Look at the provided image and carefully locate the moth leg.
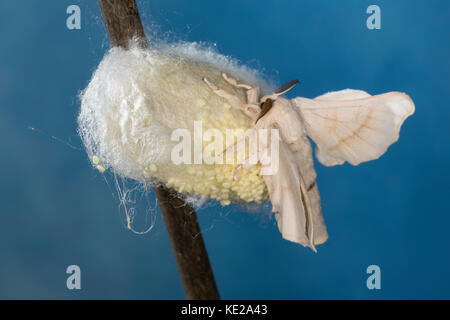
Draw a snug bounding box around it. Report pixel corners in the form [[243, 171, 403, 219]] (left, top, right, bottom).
[[235, 139, 268, 176], [221, 136, 248, 164], [221, 73, 252, 90], [233, 159, 259, 181], [220, 133, 259, 180], [233, 153, 260, 181], [233, 164, 243, 181], [222, 73, 261, 105], [203, 77, 244, 107], [203, 77, 260, 119]]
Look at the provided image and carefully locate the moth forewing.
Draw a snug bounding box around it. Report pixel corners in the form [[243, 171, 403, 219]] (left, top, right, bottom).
[[264, 139, 315, 250], [257, 98, 328, 250]]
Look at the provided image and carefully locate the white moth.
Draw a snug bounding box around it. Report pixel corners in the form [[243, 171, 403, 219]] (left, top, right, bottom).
[[203, 73, 414, 252]]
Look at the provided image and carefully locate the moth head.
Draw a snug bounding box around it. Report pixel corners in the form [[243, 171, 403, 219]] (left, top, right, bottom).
[[255, 98, 274, 123], [256, 79, 299, 123]]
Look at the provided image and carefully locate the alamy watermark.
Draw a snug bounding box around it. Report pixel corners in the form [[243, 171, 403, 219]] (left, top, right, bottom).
[[366, 5, 381, 30], [366, 265, 381, 290], [66, 265, 81, 290], [66, 5, 81, 30]]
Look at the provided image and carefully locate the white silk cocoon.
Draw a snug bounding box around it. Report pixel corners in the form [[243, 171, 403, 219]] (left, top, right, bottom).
[[78, 42, 271, 205]]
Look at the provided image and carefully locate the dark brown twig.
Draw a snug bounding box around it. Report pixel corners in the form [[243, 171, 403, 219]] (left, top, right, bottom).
[[98, 0, 220, 300]]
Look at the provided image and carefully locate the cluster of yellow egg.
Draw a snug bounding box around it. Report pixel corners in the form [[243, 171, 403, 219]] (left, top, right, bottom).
[[165, 162, 267, 206], [146, 99, 268, 206]]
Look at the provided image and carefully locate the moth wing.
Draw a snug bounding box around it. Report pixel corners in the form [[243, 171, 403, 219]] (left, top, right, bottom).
[[292, 90, 415, 166], [264, 139, 327, 251]]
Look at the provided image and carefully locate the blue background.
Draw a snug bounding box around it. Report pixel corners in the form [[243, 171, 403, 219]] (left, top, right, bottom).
[[0, 0, 449, 299]]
